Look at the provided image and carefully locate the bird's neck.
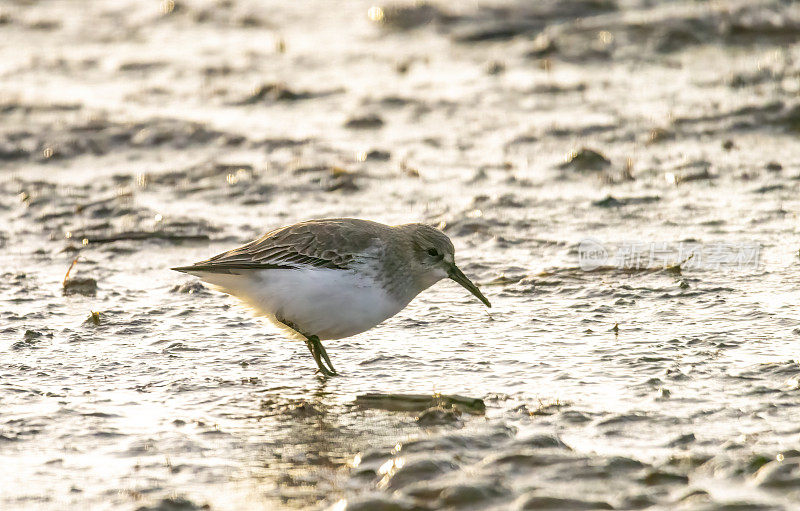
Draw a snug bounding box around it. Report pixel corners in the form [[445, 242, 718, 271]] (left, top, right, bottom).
[[356, 241, 437, 306]]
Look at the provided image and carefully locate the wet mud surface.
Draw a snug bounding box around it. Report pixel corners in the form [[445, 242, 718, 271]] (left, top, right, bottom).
[[2, 0, 800, 510]]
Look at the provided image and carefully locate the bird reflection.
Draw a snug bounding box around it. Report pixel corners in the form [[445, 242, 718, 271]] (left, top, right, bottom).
[[243, 379, 356, 508]]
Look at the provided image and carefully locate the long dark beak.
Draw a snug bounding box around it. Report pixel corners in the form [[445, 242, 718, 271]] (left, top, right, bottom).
[[448, 264, 491, 308]]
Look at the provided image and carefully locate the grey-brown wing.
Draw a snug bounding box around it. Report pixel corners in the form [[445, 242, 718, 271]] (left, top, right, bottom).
[[172, 219, 383, 274]]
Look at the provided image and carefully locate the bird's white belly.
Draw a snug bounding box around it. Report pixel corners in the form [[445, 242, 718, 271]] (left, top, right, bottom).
[[196, 268, 406, 340]]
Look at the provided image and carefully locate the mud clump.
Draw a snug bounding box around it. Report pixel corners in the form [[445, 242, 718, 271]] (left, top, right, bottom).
[[233, 83, 341, 105], [673, 101, 800, 134], [236, 83, 312, 104], [337, 495, 426, 511], [259, 397, 326, 419], [384, 457, 459, 490], [63, 277, 98, 296], [365, 149, 391, 161], [323, 166, 361, 192], [134, 497, 210, 511], [371, 3, 447, 31], [439, 482, 510, 507], [415, 406, 462, 426], [11, 329, 52, 350], [517, 495, 613, 510], [640, 469, 690, 486], [592, 195, 660, 208], [647, 127, 674, 144], [752, 457, 800, 488], [170, 282, 208, 295], [486, 61, 505, 75], [670, 161, 716, 184], [355, 393, 485, 414], [344, 114, 384, 129], [451, 1, 617, 43]]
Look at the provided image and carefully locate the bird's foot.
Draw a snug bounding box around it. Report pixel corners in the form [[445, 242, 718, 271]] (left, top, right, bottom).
[[305, 335, 338, 376]]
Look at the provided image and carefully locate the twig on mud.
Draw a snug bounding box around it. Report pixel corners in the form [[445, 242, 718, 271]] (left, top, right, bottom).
[[63, 256, 79, 287]]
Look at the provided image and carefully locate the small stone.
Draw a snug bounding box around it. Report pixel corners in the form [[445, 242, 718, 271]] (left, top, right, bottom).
[[395, 60, 411, 74], [324, 168, 360, 192], [559, 148, 611, 172], [486, 61, 505, 75], [647, 127, 674, 144], [366, 149, 391, 161]]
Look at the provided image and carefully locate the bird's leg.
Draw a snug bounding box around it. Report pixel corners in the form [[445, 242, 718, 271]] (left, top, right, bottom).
[[312, 336, 337, 375], [303, 337, 328, 375], [304, 335, 337, 376], [278, 315, 337, 376]]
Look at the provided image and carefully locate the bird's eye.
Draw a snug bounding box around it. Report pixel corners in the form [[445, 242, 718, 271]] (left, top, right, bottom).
[[427, 248, 439, 257]]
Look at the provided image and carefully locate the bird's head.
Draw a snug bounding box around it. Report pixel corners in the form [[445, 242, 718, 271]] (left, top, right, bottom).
[[404, 224, 491, 308]]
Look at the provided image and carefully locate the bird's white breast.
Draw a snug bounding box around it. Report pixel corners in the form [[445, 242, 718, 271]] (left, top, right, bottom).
[[194, 267, 408, 340]]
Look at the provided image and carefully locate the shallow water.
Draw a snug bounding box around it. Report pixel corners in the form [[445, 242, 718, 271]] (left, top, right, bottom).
[[2, 0, 800, 510]]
